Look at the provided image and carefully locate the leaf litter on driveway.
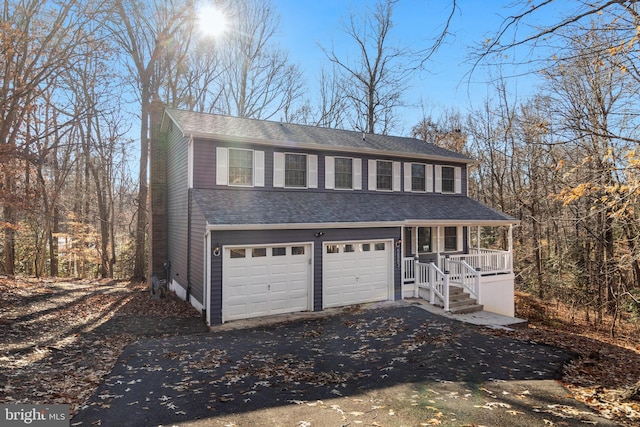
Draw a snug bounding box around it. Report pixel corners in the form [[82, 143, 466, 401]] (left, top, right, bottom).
[[72, 305, 618, 426]]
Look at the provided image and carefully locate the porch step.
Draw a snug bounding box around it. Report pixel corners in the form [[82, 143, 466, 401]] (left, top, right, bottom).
[[448, 286, 483, 314]]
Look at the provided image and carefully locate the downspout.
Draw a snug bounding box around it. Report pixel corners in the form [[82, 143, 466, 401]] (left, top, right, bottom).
[[185, 134, 194, 302]]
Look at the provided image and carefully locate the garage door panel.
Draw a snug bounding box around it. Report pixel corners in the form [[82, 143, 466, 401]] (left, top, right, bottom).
[[223, 244, 311, 322], [323, 240, 392, 309]]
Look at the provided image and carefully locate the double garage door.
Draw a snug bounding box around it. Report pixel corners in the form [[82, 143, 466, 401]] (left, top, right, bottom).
[[222, 240, 392, 322]]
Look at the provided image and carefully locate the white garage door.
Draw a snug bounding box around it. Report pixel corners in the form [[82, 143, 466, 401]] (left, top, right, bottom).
[[323, 240, 392, 308], [223, 244, 311, 322]]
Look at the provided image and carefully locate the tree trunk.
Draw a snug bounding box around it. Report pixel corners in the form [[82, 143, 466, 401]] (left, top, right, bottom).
[[132, 85, 151, 281]]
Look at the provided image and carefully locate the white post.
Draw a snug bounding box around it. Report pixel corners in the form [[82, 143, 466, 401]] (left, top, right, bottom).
[[508, 224, 514, 272], [475, 267, 481, 304], [414, 255, 419, 298], [443, 270, 450, 311]]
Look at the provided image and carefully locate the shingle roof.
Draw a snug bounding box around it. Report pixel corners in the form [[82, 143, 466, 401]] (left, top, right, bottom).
[[165, 109, 472, 162], [193, 189, 516, 229]]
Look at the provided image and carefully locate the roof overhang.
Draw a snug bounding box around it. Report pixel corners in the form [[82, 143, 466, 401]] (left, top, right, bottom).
[[206, 219, 518, 232]]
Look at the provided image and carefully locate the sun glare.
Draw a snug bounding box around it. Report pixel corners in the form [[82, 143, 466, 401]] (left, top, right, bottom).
[[197, 5, 228, 38]]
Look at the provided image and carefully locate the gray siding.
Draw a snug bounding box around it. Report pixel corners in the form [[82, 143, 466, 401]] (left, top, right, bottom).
[[166, 127, 189, 293], [208, 227, 402, 324], [192, 139, 469, 195], [189, 194, 206, 304]]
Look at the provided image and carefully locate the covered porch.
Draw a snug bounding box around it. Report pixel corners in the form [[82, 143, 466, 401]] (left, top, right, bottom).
[[401, 223, 516, 317]]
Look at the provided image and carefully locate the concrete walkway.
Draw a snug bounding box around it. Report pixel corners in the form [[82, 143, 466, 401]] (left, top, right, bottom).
[[405, 297, 529, 329]]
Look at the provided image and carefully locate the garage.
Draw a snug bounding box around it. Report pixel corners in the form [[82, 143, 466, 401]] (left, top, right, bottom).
[[223, 243, 312, 322], [323, 240, 393, 308]]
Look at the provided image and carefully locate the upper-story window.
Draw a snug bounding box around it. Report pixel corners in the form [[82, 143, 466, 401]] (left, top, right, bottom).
[[216, 147, 264, 187], [325, 156, 361, 190], [228, 148, 253, 186], [274, 152, 318, 189], [441, 166, 455, 193], [435, 165, 461, 194], [404, 162, 433, 193], [411, 164, 426, 192], [285, 153, 307, 187], [376, 161, 393, 190], [368, 159, 400, 191], [335, 157, 353, 189]]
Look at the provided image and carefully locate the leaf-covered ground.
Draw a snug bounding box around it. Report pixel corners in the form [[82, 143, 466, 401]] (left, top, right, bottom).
[[0, 278, 639, 425]]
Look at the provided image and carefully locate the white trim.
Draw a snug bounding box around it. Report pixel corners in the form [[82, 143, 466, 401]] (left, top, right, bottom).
[[216, 147, 228, 186], [393, 161, 401, 191], [404, 163, 412, 192], [204, 231, 212, 325], [206, 219, 517, 232], [434, 165, 442, 193], [254, 150, 265, 187], [455, 166, 462, 194], [273, 152, 285, 187], [188, 136, 194, 189], [325, 156, 335, 189], [353, 158, 362, 190], [308, 154, 318, 188]]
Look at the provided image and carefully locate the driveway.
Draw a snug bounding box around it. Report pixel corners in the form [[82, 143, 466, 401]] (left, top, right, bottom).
[[71, 303, 618, 426]]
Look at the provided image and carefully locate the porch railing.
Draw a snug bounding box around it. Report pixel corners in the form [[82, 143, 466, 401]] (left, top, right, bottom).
[[445, 259, 480, 302], [414, 261, 449, 311], [444, 248, 512, 274]]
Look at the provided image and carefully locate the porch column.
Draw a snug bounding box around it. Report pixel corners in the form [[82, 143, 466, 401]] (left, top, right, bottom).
[[508, 224, 514, 271], [476, 226, 481, 252]]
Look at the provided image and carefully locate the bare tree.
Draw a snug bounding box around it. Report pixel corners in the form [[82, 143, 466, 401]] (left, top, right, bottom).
[[102, 0, 195, 280], [321, 0, 408, 134], [218, 0, 304, 120], [0, 0, 92, 275]]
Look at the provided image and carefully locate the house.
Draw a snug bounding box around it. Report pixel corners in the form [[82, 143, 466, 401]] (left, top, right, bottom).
[[149, 102, 518, 325]]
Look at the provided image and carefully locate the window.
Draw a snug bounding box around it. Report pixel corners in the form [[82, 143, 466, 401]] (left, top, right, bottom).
[[230, 249, 246, 258], [418, 227, 432, 252], [444, 227, 458, 251], [292, 246, 305, 255], [228, 149, 253, 186], [326, 245, 340, 254], [272, 247, 287, 256], [411, 164, 426, 192], [376, 161, 393, 190], [442, 166, 455, 193], [285, 153, 307, 187], [375, 243, 386, 251], [252, 248, 266, 257], [344, 244, 355, 253], [335, 157, 353, 189], [361, 243, 371, 252]]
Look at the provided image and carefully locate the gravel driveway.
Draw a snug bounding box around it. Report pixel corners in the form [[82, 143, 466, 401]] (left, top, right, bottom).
[[71, 303, 618, 426]]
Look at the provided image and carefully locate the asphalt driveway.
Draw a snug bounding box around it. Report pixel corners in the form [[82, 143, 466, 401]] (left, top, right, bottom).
[[72, 303, 618, 426]]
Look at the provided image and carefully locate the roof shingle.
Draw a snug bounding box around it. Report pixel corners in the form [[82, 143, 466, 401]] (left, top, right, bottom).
[[165, 109, 472, 162], [193, 189, 516, 229]]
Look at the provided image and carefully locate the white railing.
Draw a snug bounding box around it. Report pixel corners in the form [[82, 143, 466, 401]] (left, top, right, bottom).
[[414, 261, 449, 311], [445, 259, 480, 302], [447, 249, 512, 274], [403, 257, 415, 283]]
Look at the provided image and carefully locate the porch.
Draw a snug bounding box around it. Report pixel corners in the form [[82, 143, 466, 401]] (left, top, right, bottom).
[[401, 224, 516, 317]]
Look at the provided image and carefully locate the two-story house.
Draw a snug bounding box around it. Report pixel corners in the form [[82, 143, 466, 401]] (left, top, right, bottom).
[[149, 103, 517, 325]]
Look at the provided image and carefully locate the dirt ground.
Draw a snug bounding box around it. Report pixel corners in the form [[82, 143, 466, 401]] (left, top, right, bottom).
[[1, 277, 640, 426]]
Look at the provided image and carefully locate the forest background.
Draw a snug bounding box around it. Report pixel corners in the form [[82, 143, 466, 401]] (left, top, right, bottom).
[[2, 0, 640, 334]]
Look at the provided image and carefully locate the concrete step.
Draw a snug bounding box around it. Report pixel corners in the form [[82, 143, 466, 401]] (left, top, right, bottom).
[[449, 297, 478, 308], [449, 303, 484, 314]]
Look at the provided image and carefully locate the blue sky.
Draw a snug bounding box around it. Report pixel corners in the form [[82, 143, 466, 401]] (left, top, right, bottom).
[[270, 0, 555, 134]]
